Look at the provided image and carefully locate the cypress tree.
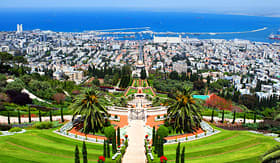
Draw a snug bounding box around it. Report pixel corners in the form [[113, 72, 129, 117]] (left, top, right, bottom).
[[221, 110, 225, 123], [28, 106, 31, 123], [61, 107, 64, 122], [112, 131, 116, 154], [181, 146, 185, 163], [82, 141, 87, 163], [49, 110, 53, 122], [106, 140, 110, 158], [243, 112, 246, 124], [39, 110, 42, 122], [152, 126, 155, 146], [176, 142, 181, 163], [117, 127, 120, 146], [17, 109, 21, 124], [160, 138, 164, 157], [211, 109, 214, 122], [75, 145, 80, 163], [103, 140, 107, 158], [254, 112, 257, 123], [232, 111, 236, 124], [154, 133, 158, 154], [7, 110, 10, 124]]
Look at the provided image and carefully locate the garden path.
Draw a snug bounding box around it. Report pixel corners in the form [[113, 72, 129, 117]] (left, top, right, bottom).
[[0, 115, 72, 123], [122, 120, 146, 163]]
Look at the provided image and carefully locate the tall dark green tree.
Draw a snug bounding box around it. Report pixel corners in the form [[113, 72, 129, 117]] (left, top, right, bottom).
[[169, 71, 179, 80], [112, 130, 117, 154], [232, 111, 236, 124], [17, 109, 21, 124], [39, 110, 42, 122], [49, 110, 53, 122], [103, 140, 107, 158], [140, 69, 147, 79], [243, 112, 246, 124], [7, 111, 10, 124], [176, 142, 181, 163], [61, 107, 64, 122], [154, 133, 158, 154], [75, 145, 80, 163], [152, 126, 155, 146], [28, 106, 31, 123], [221, 110, 225, 123], [106, 140, 110, 158], [82, 141, 87, 163], [181, 146, 185, 163], [211, 109, 215, 123], [117, 127, 121, 146]]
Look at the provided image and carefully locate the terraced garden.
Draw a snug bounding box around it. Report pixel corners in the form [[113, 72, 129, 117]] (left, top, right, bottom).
[[152, 127, 280, 163], [143, 88, 154, 96], [0, 128, 115, 163], [126, 88, 137, 96]]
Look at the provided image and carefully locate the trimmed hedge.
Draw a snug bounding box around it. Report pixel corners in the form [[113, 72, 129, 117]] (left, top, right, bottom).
[[9, 127, 22, 132]]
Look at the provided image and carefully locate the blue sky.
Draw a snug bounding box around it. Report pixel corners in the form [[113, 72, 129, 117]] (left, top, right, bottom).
[[0, 0, 278, 9], [0, 0, 279, 16]]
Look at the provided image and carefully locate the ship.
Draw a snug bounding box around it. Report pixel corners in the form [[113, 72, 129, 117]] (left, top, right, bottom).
[[269, 29, 280, 40]]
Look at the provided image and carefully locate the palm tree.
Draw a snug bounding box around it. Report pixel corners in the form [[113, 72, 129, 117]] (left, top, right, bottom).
[[167, 86, 203, 133], [70, 88, 109, 134]]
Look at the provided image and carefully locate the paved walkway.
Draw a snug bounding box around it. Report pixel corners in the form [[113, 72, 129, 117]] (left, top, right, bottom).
[[123, 120, 146, 163], [0, 115, 72, 123]]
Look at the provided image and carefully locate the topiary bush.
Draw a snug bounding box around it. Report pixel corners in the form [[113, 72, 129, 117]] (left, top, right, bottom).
[[33, 121, 53, 129], [0, 124, 12, 131], [9, 127, 22, 132], [157, 125, 169, 138], [104, 126, 115, 140]]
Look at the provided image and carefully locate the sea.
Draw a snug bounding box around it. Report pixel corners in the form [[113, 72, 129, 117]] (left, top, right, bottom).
[[1, 8, 280, 43]]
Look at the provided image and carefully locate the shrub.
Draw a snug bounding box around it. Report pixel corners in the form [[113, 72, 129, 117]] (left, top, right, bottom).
[[33, 121, 53, 129], [9, 127, 22, 132], [157, 115, 160, 119], [0, 124, 12, 131], [114, 115, 118, 119], [0, 131, 3, 135], [157, 125, 169, 138], [104, 126, 115, 139]]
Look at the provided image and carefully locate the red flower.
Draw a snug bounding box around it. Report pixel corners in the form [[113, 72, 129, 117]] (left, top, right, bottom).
[[121, 138, 124, 141], [145, 135, 149, 138], [160, 156, 168, 163], [118, 145, 121, 148], [125, 135, 128, 138], [147, 139, 149, 142], [98, 156, 105, 162]]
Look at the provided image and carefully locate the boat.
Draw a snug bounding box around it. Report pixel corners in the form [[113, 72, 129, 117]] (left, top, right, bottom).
[[269, 29, 280, 40]]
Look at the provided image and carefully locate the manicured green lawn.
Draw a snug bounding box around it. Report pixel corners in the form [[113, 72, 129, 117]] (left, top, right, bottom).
[[151, 127, 280, 163], [126, 88, 137, 96], [0, 128, 115, 163], [143, 88, 154, 96]]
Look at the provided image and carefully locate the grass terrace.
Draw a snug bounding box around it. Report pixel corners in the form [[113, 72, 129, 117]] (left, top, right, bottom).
[[0, 128, 116, 162], [143, 88, 154, 96], [150, 127, 280, 163], [126, 88, 138, 96]]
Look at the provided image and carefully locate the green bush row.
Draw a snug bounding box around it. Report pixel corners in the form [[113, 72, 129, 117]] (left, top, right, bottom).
[[8, 127, 22, 132], [33, 121, 62, 129]]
